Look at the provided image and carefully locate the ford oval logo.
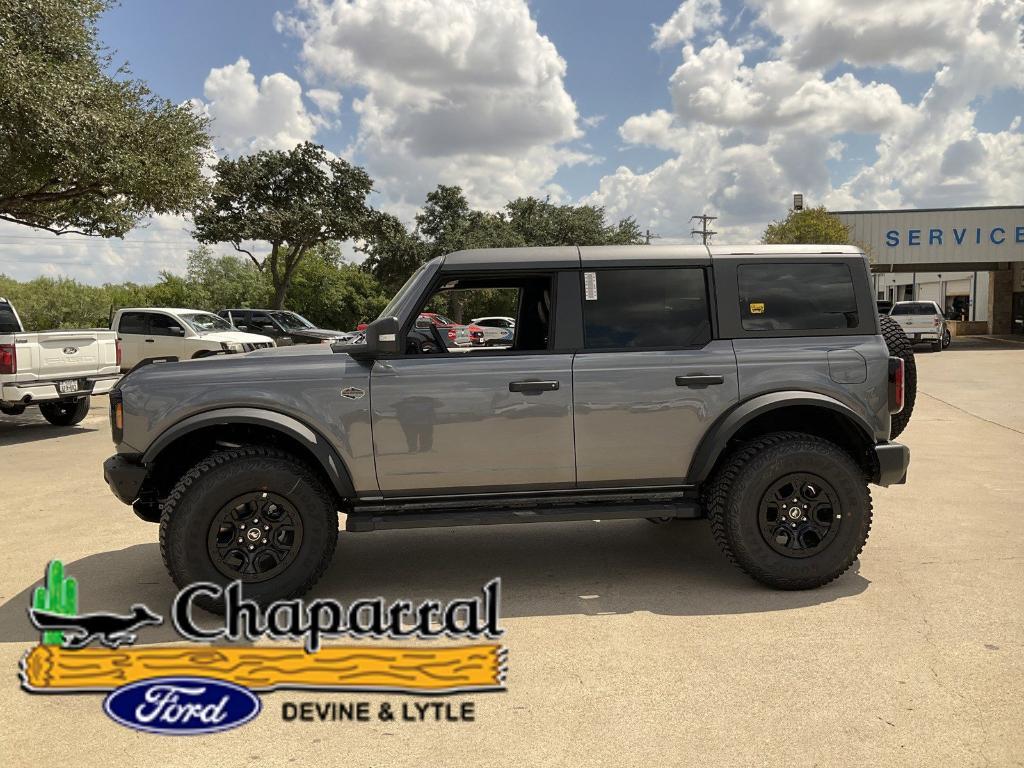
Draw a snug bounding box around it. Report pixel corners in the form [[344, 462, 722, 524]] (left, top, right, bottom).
[[103, 676, 261, 735], [62, 346, 78, 355]]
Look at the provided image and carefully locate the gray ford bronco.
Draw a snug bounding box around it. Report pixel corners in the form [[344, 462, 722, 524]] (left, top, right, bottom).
[[103, 245, 910, 609]]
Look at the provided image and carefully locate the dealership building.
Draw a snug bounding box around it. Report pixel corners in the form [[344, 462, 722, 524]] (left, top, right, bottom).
[[830, 205, 1024, 334]]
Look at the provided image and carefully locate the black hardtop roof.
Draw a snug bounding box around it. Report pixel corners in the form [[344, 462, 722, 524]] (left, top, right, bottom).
[[440, 244, 865, 270]]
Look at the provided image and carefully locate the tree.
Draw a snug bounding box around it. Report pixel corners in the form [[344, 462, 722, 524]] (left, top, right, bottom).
[[0, 0, 210, 236], [193, 142, 374, 308], [762, 206, 852, 245], [359, 212, 431, 294], [504, 197, 643, 246]]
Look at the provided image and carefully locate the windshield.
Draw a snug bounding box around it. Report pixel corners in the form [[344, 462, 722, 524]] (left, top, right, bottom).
[[377, 262, 430, 321], [180, 312, 234, 333], [270, 311, 314, 331]]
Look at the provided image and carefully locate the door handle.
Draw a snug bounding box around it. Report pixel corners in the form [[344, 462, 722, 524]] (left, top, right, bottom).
[[675, 374, 724, 388], [144, 339, 155, 343], [509, 380, 559, 393]]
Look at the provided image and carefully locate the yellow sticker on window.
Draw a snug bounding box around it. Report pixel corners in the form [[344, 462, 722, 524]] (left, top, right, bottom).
[[749, 302, 765, 314]]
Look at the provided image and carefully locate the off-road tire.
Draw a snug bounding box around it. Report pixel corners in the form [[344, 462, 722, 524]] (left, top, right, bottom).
[[705, 432, 872, 590], [39, 397, 90, 426], [159, 446, 339, 613], [879, 314, 916, 439]]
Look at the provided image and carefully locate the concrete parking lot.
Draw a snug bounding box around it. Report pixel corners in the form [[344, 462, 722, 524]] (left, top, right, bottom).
[[1, 338, 1022, 767]]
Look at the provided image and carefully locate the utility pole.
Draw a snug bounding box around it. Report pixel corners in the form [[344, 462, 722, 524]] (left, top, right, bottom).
[[690, 214, 718, 245], [643, 228, 661, 245]]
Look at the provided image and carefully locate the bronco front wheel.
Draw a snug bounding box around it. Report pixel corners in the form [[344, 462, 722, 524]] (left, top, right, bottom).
[[159, 446, 339, 612]]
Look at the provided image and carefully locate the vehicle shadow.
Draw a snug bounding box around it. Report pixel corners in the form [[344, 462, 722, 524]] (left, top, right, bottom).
[[0, 420, 99, 448], [0, 520, 868, 647]]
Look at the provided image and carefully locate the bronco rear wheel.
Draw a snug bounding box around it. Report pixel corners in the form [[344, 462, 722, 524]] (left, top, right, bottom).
[[159, 446, 339, 612], [705, 432, 872, 590]]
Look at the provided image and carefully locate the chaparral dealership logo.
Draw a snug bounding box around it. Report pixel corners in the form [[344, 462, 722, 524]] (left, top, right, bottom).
[[20, 561, 506, 735]]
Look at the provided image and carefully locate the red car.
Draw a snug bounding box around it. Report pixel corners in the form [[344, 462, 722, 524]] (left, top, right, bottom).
[[416, 313, 483, 345]]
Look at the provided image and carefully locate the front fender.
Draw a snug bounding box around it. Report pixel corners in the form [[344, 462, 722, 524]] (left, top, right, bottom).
[[686, 391, 876, 483], [142, 407, 356, 499]]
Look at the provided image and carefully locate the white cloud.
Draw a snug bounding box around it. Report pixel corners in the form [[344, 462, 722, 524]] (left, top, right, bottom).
[[190, 57, 327, 156], [278, 0, 588, 211], [652, 0, 724, 49], [590, 0, 1024, 240], [307, 87, 342, 114]]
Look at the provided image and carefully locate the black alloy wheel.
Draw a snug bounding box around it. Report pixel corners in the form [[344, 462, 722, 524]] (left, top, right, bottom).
[[758, 473, 840, 558], [207, 491, 304, 582]]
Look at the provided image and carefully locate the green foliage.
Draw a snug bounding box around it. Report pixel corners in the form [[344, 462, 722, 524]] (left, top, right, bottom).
[[33, 560, 78, 645], [0, 245, 387, 332], [360, 185, 644, 321], [194, 142, 375, 309], [0, 0, 210, 236], [762, 206, 853, 245]]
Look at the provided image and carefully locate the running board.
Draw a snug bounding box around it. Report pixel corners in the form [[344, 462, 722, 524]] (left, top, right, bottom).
[[345, 500, 702, 532]]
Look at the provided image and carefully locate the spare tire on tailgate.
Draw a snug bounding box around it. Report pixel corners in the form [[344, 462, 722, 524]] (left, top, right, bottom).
[[879, 314, 916, 439]]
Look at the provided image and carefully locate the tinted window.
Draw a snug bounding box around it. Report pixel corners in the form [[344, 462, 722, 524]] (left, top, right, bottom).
[[583, 268, 711, 349], [148, 313, 185, 337], [738, 263, 858, 331], [117, 312, 149, 334], [0, 303, 19, 333], [890, 302, 938, 316]]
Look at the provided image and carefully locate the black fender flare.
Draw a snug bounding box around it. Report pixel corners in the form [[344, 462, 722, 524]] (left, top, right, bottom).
[[687, 392, 876, 483], [142, 407, 355, 499]]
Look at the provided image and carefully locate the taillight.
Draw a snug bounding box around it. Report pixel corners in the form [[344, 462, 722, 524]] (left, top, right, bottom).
[[0, 343, 16, 374], [109, 392, 124, 442], [115, 338, 122, 368], [888, 357, 905, 414], [447, 330, 456, 340]]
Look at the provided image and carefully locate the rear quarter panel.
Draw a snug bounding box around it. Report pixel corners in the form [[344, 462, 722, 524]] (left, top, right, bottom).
[[732, 335, 891, 441]]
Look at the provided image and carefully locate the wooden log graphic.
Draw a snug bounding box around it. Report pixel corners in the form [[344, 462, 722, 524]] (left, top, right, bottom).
[[21, 644, 506, 694]]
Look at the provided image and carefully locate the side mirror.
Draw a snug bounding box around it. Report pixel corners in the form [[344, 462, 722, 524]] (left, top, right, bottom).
[[335, 316, 401, 360], [170, 326, 185, 336]]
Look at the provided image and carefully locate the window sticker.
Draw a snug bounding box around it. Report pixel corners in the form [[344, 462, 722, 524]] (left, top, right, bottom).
[[749, 302, 765, 314], [584, 272, 598, 301]]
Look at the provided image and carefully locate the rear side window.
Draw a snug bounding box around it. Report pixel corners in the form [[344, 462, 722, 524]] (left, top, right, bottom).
[[890, 302, 937, 315], [738, 263, 858, 331], [582, 268, 711, 349], [117, 312, 149, 334]]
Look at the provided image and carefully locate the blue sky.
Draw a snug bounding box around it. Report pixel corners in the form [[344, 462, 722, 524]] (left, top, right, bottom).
[[1, 0, 1021, 283]]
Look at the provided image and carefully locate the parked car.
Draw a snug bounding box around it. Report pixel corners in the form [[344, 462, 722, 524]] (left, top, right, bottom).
[[415, 312, 483, 347], [217, 309, 356, 345], [112, 308, 275, 372], [888, 301, 950, 351], [470, 316, 515, 346], [104, 244, 910, 609], [0, 297, 120, 425]]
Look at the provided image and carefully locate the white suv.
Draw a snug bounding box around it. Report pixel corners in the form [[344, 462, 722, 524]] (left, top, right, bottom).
[[112, 308, 275, 371]]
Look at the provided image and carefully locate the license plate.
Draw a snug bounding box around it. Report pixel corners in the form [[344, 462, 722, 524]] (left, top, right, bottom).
[[58, 379, 81, 394]]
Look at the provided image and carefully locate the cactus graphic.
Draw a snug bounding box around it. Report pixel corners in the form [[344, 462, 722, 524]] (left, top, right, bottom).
[[32, 560, 77, 645]]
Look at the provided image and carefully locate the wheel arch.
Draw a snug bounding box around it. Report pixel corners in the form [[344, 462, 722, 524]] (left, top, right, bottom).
[[688, 392, 877, 484], [141, 408, 356, 502]]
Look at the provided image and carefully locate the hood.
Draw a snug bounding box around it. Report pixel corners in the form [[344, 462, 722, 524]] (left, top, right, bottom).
[[198, 330, 275, 344], [291, 327, 350, 340]]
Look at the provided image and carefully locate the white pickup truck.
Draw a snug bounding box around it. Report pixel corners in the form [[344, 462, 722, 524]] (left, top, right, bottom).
[[0, 297, 120, 425], [888, 300, 951, 352]]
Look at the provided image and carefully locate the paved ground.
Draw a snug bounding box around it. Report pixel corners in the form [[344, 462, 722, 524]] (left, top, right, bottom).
[[1, 338, 1022, 767]]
